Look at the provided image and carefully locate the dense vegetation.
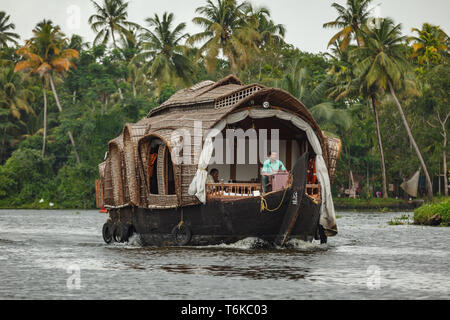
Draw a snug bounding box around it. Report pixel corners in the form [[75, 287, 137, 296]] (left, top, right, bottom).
[[0, 0, 448, 209], [414, 197, 450, 226]]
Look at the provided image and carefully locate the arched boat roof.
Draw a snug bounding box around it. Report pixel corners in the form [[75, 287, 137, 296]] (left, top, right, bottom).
[[144, 74, 328, 164]]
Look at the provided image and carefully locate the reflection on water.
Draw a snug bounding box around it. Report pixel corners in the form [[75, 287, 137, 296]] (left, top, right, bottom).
[[0, 209, 449, 299], [160, 264, 310, 280]]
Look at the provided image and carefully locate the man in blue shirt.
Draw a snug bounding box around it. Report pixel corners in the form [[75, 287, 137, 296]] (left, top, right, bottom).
[[261, 151, 287, 193]]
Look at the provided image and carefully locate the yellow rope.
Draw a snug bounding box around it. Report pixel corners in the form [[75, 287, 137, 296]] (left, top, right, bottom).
[[177, 209, 184, 229], [260, 188, 288, 213]]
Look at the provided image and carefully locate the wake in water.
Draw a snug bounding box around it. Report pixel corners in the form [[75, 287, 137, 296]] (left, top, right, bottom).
[[108, 233, 329, 252], [108, 233, 144, 249], [205, 237, 329, 252]]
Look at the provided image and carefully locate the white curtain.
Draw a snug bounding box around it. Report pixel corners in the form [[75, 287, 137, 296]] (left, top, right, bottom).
[[188, 108, 337, 233]]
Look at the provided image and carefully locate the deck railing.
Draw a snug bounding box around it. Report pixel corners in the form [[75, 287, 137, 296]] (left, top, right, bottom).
[[306, 184, 321, 201], [206, 182, 321, 202], [206, 183, 262, 200]]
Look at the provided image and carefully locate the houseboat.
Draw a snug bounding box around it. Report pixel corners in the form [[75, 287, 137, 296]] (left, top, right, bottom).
[[96, 75, 341, 247]]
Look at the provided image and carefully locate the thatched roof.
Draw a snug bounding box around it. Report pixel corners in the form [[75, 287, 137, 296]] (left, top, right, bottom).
[[148, 75, 248, 116], [144, 74, 328, 162]]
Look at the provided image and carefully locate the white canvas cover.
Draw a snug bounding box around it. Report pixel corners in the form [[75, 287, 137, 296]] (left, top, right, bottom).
[[188, 108, 337, 234]]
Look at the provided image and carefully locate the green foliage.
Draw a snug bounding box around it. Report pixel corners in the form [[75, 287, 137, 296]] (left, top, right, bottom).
[[387, 214, 412, 225], [0, 148, 55, 206], [56, 163, 97, 209], [414, 197, 450, 225], [334, 197, 417, 211]]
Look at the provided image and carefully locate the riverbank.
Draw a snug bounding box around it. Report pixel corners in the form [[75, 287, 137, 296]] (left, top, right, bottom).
[[414, 197, 450, 226], [333, 197, 423, 212], [0, 199, 86, 210]]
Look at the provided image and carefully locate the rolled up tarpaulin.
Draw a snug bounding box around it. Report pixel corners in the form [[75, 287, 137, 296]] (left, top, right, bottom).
[[400, 170, 420, 198]]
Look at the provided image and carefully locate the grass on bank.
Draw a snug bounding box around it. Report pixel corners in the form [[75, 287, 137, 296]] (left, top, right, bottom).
[[388, 214, 413, 225], [414, 197, 450, 226], [333, 197, 421, 211]]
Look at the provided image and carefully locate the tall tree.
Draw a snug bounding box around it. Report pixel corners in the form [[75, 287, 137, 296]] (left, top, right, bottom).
[[189, 0, 259, 74], [323, 0, 373, 50], [244, 4, 285, 81], [409, 23, 449, 71], [134, 12, 194, 92], [14, 20, 80, 163], [328, 41, 389, 198], [419, 65, 450, 196], [88, 0, 139, 49], [283, 62, 352, 131], [0, 66, 35, 120], [351, 18, 434, 200], [0, 11, 20, 48], [0, 66, 35, 162]]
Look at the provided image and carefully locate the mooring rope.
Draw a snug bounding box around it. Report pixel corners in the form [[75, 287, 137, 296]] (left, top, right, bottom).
[[260, 188, 288, 213], [177, 209, 184, 229]]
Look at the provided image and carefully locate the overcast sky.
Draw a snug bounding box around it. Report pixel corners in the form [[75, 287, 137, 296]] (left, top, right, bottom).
[[2, 0, 450, 53]]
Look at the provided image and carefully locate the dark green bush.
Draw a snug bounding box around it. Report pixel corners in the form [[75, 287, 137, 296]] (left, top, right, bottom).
[[414, 198, 450, 226]]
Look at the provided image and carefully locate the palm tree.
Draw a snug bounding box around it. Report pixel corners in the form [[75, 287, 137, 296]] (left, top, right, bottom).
[[283, 62, 352, 130], [326, 41, 390, 197], [351, 18, 433, 200], [189, 0, 259, 74], [323, 0, 373, 50], [88, 0, 140, 49], [0, 11, 20, 48], [119, 25, 141, 62], [66, 34, 90, 52], [0, 66, 35, 120], [327, 41, 389, 198], [251, 8, 285, 50], [0, 66, 35, 161], [14, 20, 80, 162], [243, 4, 285, 80], [327, 42, 358, 98], [133, 12, 194, 92], [409, 23, 449, 70], [364, 90, 389, 198]]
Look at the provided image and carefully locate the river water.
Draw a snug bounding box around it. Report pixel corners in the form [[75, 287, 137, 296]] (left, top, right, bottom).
[[0, 209, 448, 300]]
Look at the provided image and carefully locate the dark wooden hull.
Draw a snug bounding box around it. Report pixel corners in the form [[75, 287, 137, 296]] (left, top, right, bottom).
[[105, 189, 322, 246]]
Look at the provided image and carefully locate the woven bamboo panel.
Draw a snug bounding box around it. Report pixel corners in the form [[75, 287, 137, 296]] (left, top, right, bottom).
[[98, 161, 106, 180], [103, 159, 114, 206], [214, 85, 262, 109], [157, 144, 168, 195], [108, 137, 125, 206], [95, 179, 103, 208], [325, 136, 342, 184], [147, 194, 179, 208], [123, 122, 149, 205], [149, 75, 243, 115]]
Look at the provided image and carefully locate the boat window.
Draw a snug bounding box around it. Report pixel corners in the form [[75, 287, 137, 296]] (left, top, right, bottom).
[[148, 142, 176, 196]]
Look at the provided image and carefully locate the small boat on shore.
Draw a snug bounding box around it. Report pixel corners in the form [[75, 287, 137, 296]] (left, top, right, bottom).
[[96, 75, 341, 246]]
